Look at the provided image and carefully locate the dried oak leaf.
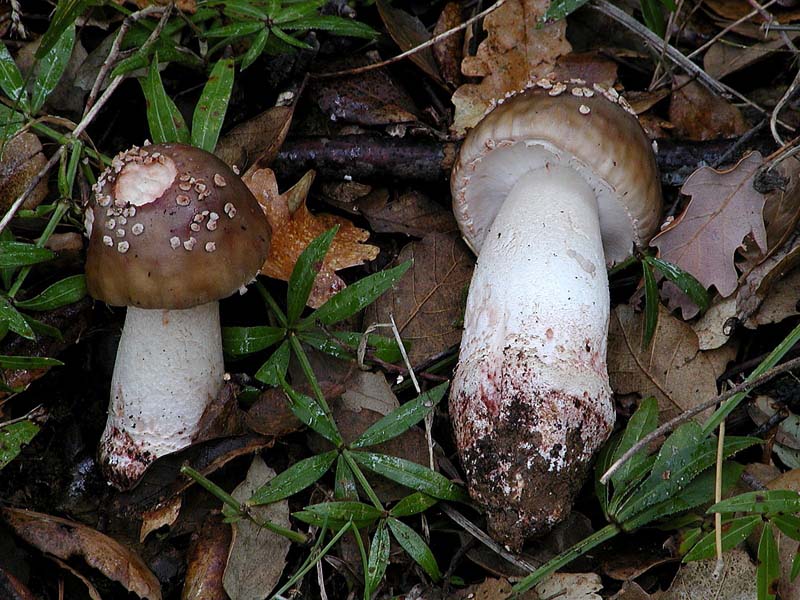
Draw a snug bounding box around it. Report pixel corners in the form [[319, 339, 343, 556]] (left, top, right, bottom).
[[451, 0, 571, 136], [365, 231, 473, 365], [244, 168, 380, 308], [223, 456, 290, 600], [650, 152, 768, 298], [1, 507, 161, 600], [608, 304, 734, 423], [668, 76, 748, 141]]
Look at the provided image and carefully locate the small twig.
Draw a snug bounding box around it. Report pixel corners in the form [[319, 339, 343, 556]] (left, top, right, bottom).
[[440, 503, 538, 573], [686, 0, 780, 61], [600, 354, 800, 485], [311, 0, 507, 79], [592, 0, 794, 131]]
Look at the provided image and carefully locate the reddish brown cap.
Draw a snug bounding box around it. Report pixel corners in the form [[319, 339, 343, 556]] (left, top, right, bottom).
[[85, 143, 271, 309], [452, 82, 662, 265]]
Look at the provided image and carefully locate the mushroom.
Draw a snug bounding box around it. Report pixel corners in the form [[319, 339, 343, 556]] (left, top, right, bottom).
[[84, 143, 271, 489], [449, 82, 662, 549]]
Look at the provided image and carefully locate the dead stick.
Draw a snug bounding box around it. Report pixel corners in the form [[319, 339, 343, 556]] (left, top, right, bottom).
[[600, 354, 800, 485]]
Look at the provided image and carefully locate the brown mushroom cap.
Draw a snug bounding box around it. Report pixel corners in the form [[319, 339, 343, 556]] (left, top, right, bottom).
[[451, 82, 662, 264], [85, 143, 271, 309]]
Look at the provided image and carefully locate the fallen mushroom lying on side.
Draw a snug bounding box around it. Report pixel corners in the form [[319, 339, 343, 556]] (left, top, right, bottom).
[[449, 81, 662, 549], [84, 142, 271, 489]]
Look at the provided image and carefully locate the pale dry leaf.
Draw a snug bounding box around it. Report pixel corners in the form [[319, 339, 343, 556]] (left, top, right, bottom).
[[215, 105, 294, 175], [663, 549, 756, 600], [244, 168, 380, 308], [746, 266, 800, 327], [0, 132, 48, 212], [364, 231, 473, 365], [376, 0, 444, 85], [139, 494, 182, 542], [668, 75, 748, 141], [182, 514, 231, 600], [535, 572, 603, 600], [223, 456, 290, 600], [608, 304, 729, 422], [611, 581, 654, 600], [691, 295, 737, 350], [650, 152, 768, 297], [451, 0, 571, 136], [448, 577, 536, 599], [1, 507, 162, 600]]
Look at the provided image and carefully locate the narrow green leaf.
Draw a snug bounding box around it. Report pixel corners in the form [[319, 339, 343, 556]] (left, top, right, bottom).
[[241, 28, 270, 70], [222, 325, 285, 356], [203, 21, 265, 38], [0, 104, 25, 140], [0, 421, 39, 470], [270, 26, 313, 50], [293, 501, 382, 528], [0, 42, 29, 109], [140, 56, 190, 144], [683, 515, 761, 562], [709, 489, 800, 515], [0, 242, 54, 268], [273, 0, 325, 23], [390, 493, 438, 518], [0, 355, 62, 369], [791, 550, 800, 582], [254, 340, 290, 387], [642, 262, 659, 349], [772, 514, 800, 541], [611, 396, 659, 490], [287, 227, 338, 324], [594, 434, 619, 519], [36, 0, 92, 59], [282, 381, 342, 445], [298, 330, 403, 363], [0, 296, 34, 339], [25, 317, 62, 341], [349, 451, 468, 502], [281, 15, 378, 38], [352, 382, 449, 448], [248, 450, 336, 505], [646, 256, 710, 313], [366, 522, 391, 598], [14, 275, 86, 311], [206, 0, 269, 19], [640, 0, 665, 37], [758, 524, 780, 600], [191, 58, 234, 152], [541, 0, 592, 23], [387, 517, 441, 581], [302, 261, 412, 328], [334, 454, 358, 501], [31, 25, 76, 113]]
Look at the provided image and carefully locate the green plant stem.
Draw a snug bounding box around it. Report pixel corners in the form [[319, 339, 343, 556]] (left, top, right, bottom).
[[256, 281, 288, 328], [511, 523, 621, 595], [180, 466, 307, 544], [270, 521, 352, 599], [8, 201, 69, 299], [289, 332, 334, 419], [343, 449, 384, 511], [30, 122, 110, 165], [350, 519, 371, 600], [702, 319, 800, 435]]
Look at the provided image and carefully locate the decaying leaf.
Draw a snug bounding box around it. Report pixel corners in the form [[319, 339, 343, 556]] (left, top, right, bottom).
[[0, 568, 36, 600], [535, 572, 603, 599], [608, 304, 735, 422], [215, 105, 295, 175], [358, 189, 459, 237], [704, 35, 800, 80], [663, 549, 756, 600], [746, 266, 800, 327], [182, 514, 231, 600], [1, 507, 162, 600], [551, 52, 618, 88], [0, 132, 49, 212], [49, 556, 103, 600], [376, 0, 444, 85], [651, 152, 768, 298], [451, 0, 571, 135], [245, 168, 380, 308], [668, 76, 748, 141], [365, 232, 473, 365], [139, 495, 182, 542], [223, 456, 290, 600], [432, 2, 463, 88]]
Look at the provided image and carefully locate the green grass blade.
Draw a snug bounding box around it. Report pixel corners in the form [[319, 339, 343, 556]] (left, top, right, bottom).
[[191, 57, 234, 152]]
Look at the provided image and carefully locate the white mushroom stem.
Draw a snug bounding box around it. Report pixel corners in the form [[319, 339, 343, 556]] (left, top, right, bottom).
[[450, 165, 615, 544], [99, 302, 224, 488]]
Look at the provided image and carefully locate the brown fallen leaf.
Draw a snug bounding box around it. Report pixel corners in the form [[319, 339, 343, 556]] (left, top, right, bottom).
[[1, 507, 162, 600], [182, 513, 231, 600], [651, 152, 768, 298], [0, 132, 49, 212], [668, 76, 748, 141], [663, 549, 756, 600], [358, 189, 459, 237], [49, 556, 103, 600], [365, 231, 473, 365], [245, 168, 380, 308], [746, 264, 800, 326], [215, 105, 294, 175], [704, 34, 800, 80], [451, 0, 571, 135], [376, 0, 445, 85], [608, 304, 735, 422], [0, 568, 36, 600], [551, 52, 618, 88], [139, 494, 182, 543], [432, 2, 463, 88], [703, 0, 800, 22], [223, 456, 290, 600], [611, 581, 654, 600]]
